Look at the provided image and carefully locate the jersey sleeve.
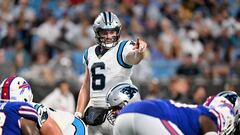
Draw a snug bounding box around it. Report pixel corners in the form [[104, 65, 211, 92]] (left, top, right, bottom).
[[18, 103, 38, 123], [203, 96, 215, 106], [31, 103, 49, 128], [117, 40, 134, 68], [83, 49, 89, 66]]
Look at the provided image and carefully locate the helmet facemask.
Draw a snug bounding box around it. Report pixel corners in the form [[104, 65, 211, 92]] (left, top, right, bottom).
[[216, 91, 240, 135], [205, 96, 236, 135], [219, 108, 235, 135], [95, 28, 120, 49], [107, 101, 127, 125]]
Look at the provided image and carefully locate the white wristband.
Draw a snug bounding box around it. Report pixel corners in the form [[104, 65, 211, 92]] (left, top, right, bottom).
[[204, 131, 218, 135], [75, 112, 83, 119]]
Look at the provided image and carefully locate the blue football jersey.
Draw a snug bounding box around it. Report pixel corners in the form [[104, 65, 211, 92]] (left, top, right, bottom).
[[119, 99, 218, 135], [0, 102, 38, 135]]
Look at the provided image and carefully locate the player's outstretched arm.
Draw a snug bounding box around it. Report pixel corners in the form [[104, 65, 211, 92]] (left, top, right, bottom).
[[76, 67, 90, 118], [20, 118, 40, 135], [125, 38, 147, 65], [40, 116, 63, 135], [199, 115, 218, 135]]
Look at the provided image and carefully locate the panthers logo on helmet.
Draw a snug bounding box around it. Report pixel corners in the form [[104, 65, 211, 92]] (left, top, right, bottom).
[[120, 86, 138, 99]]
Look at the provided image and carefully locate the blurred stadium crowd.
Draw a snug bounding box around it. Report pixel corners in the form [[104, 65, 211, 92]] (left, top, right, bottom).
[[0, 0, 240, 107]]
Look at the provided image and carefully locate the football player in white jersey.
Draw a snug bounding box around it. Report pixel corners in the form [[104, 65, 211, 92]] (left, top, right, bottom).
[[32, 102, 87, 135], [75, 11, 147, 134], [0, 76, 87, 135]]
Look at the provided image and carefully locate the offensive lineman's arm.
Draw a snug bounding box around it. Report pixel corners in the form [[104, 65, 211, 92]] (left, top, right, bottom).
[[40, 116, 63, 135], [125, 38, 147, 65], [76, 67, 90, 117], [199, 115, 218, 135], [20, 118, 40, 135]]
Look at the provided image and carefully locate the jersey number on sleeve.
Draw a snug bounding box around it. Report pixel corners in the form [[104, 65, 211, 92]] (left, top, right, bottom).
[[91, 62, 106, 90], [0, 112, 6, 134]]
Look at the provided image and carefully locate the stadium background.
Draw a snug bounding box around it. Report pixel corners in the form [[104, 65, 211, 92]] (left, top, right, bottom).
[[0, 0, 240, 107]]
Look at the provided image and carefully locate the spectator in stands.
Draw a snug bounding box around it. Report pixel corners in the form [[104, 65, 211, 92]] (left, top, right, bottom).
[[41, 80, 75, 113], [157, 18, 181, 59], [177, 53, 200, 77], [0, 1, 14, 23], [211, 47, 230, 83], [164, 76, 190, 103], [48, 48, 77, 81], [231, 53, 240, 78], [12, 40, 30, 73], [0, 49, 14, 80], [224, 83, 237, 92], [35, 13, 60, 58], [181, 29, 203, 63], [191, 85, 207, 104], [145, 79, 163, 100], [196, 53, 211, 79], [230, 23, 240, 49], [20, 51, 54, 85], [66, 15, 94, 50], [0, 22, 16, 49]]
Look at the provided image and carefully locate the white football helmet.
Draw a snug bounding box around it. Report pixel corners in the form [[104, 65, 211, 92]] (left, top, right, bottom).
[[93, 11, 121, 49], [0, 76, 33, 102], [216, 91, 240, 115], [106, 83, 141, 124], [205, 96, 235, 135], [106, 83, 141, 107]]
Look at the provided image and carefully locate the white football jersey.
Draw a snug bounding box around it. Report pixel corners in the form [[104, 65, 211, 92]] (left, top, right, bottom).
[[84, 40, 135, 107], [31, 102, 87, 135]]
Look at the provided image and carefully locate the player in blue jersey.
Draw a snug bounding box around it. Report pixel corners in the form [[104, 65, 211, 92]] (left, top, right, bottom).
[[0, 76, 87, 135], [0, 101, 40, 135], [105, 84, 236, 135], [0, 76, 62, 135]]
